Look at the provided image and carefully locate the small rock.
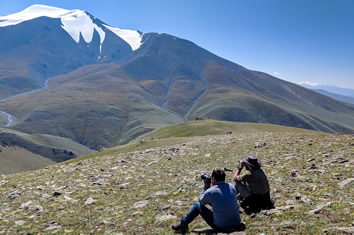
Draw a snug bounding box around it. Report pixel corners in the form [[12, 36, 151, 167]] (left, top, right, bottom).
[[338, 178, 354, 189], [290, 169, 298, 177], [156, 214, 177, 222], [285, 155, 297, 160], [8, 191, 21, 199], [85, 197, 96, 206], [120, 183, 129, 189], [259, 205, 297, 216], [156, 204, 170, 211], [15, 220, 25, 226], [309, 164, 317, 170], [204, 153, 211, 158], [20, 201, 33, 209], [43, 225, 62, 231], [150, 191, 168, 198], [308, 202, 332, 214], [134, 200, 149, 209], [255, 142, 267, 148], [323, 227, 354, 233], [64, 195, 75, 202], [53, 192, 62, 197], [307, 158, 315, 162]]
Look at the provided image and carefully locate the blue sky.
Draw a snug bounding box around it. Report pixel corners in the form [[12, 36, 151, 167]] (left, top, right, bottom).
[[1, 0, 353, 89]]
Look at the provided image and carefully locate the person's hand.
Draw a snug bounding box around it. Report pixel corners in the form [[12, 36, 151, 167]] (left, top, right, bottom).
[[240, 160, 245, 168], [232, 173, 238, 182], [204, 179, 211, 188]]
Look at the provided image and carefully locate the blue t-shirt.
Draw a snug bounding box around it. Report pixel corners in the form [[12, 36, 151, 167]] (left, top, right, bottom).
[[199, 181, 241, 228]]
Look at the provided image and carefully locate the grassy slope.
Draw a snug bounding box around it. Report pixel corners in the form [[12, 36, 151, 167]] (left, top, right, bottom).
[[1, 121, 352, 234], [0, 128, 95, 157], [0, 146, 55, 175], [0, 65, 183, 150]]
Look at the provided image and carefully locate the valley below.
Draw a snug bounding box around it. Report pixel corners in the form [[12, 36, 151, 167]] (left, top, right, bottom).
[[0, 120, 353, 234]]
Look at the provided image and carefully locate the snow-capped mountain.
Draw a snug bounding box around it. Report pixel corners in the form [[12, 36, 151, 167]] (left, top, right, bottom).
[[0, 4, 143, 52], [1, 4, 354, 153], [0, 5, 150, 97]]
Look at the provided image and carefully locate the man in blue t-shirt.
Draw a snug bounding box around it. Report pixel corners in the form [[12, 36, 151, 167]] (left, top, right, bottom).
[[172, 169, 244, 233]]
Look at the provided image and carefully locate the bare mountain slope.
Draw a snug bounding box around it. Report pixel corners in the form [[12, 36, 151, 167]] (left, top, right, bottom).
[[0, 6, 353, 152], [1, 33, 353, 151]]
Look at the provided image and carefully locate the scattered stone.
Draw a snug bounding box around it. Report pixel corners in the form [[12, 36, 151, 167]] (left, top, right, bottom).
[[20, 201, 33, 209], [53, 192, 62, 197], [259, 205, 297, 216], [285, 155, 298, 160], [338, 178, 354, 189], [155, 214, 176, 222], [309, 164, 317, 170], [156, 204, 170, 211], [36, 186, 44, 190], [120, 183, 129, 189], [85, 197, 96, 206], [150, 191, 168, 198], [290, 169, 298, 177], [204, 153, 211, 158], [255, 142, 267, 148], [133, 200, 149, 209], [64, 195, 75, 202], [226, 131, 232, 134], [307, 158, 315, 162], [308, 202, 332, 214], [323, 227, 354, 234], [8, 191, 21, 199], [15, 220, 25, 226], [43, 225, 62, 231]]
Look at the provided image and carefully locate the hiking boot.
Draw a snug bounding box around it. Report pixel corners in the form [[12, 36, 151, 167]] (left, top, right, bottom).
[[171, 219, 188, 233]]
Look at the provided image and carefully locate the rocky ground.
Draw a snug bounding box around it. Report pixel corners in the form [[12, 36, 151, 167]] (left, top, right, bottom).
[[0, 131, 353, 234]]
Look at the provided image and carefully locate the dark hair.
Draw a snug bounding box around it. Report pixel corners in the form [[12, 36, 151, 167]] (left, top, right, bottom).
[[212, 168, 226, 182]]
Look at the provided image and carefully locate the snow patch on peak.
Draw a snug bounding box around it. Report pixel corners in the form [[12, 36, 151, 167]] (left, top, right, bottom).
[[0, 4, 105, 50], [104, 24, 143, 51], [0, 4, 81, 27]]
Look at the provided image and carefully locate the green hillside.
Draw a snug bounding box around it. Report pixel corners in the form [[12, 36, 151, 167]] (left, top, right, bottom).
[[1, 33, 354, 152], [0, 128, 95, 174], [139, 119, 318, 140], [0, 146, 55, 175], [1, 121, 352, 234]]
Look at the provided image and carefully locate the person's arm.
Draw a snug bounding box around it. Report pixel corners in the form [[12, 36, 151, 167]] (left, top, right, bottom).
[[199, 180, 211, 205], [232, 160, 244, 181]]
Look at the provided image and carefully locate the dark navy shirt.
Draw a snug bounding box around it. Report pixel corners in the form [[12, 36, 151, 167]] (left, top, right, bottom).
[[199, 181, 241, 228]]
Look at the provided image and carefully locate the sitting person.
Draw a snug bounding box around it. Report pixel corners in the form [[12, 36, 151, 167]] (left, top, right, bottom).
[[232, 156, 274, 214], [172, 169, 244, 233]]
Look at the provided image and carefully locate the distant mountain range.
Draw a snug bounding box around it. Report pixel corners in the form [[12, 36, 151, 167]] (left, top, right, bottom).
[[0, 4, 353, 154], [299, 82, 354, 104]]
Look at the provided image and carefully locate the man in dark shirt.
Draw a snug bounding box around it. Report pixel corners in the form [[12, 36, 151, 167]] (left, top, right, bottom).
[[172, 169, 244, 233], [233, 156, 274, 214]]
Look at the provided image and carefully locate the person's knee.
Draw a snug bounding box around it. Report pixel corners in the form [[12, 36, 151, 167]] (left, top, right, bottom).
[[194, 202, 201, 210]]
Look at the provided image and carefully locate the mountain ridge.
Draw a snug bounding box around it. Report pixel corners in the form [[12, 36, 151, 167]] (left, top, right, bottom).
[[0, 5, 353, 153]]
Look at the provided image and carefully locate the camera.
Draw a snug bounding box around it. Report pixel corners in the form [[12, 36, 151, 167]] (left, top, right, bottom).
[[200, 173, 211, 184]]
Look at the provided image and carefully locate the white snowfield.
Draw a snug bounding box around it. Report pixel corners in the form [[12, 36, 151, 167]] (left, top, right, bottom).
[[0, 4, 143, 51]]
